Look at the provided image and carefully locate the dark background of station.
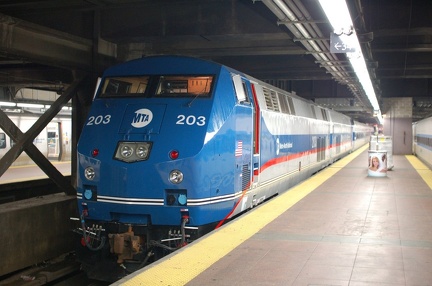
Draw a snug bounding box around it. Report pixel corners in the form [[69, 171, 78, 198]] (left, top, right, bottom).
[[0, 0, 431, 125]]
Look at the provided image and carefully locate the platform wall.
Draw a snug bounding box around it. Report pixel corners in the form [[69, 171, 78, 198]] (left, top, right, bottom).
[[0, 194, 79, 276]]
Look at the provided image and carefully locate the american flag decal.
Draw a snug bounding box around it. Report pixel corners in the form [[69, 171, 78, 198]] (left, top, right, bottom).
[[235, 140, 243, 157]]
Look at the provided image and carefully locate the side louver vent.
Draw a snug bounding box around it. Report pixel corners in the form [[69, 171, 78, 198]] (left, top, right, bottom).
[[263, 87, 280, 112], [242, 164, 250, 191]]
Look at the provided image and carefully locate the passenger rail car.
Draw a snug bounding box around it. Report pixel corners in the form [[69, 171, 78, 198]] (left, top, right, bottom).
[[353, 120, 372, 151], [0, 113, 71, 166], [74, 55, 371, 281], [413, 116, 432, 169]]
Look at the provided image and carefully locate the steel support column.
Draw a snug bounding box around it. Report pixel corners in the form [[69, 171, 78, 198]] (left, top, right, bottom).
[[0, 77, 86, 195]]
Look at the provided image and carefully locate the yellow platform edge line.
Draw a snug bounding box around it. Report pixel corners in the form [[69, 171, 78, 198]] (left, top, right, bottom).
[[405, 155, 432, 190], [114, 145, 368, 286]]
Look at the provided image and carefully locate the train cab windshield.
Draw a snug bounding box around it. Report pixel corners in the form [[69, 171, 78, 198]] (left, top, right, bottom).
[[99, 75, 214, 98]]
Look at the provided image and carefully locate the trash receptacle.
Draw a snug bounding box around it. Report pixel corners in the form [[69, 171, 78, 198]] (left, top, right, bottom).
[[368, 150, 388, 177], [369, 136, 393, 170]]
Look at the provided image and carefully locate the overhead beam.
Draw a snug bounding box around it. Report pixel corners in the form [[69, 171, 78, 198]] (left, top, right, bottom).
[[118, 33, 306, 59], [0, 64, 74, 88], [0, 13, 116, 72]]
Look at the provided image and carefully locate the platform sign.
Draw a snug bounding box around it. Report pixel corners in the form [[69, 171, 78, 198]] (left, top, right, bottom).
[[330, 32, 356, 53]]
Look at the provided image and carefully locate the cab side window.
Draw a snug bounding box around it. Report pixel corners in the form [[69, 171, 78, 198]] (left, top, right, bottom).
[[0, 133, 6, 148], [232, 74, 250, 104]]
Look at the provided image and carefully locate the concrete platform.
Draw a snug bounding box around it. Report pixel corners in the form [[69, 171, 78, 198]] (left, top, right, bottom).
[[114, 145, 432, 285]]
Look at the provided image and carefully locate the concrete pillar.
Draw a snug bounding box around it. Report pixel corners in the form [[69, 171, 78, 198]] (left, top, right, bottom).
[[382, 97, 412, 155]]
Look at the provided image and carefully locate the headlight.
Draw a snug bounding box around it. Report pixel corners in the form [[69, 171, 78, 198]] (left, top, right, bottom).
[[120, 145, 133, 158], [169, 170, 184, 184], [136, 144, 149, 158], [84, 167, 95, 180], [114, 142, 152, 162]]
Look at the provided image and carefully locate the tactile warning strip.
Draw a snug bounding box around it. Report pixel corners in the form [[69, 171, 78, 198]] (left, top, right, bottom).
[[405, 155, 432, 190]]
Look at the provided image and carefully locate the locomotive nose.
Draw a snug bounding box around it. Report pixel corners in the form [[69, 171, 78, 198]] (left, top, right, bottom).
[[119, 104, 167, 134]]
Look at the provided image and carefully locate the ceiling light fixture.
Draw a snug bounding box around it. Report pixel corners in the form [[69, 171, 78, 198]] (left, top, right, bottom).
[[0, 101, 17, 107], [16, 103, 45, 108], [318, 0, 383, 124]]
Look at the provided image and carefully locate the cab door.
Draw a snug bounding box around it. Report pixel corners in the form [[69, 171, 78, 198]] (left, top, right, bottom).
[[232, 74, 254, 196], [249, 82, 261, 185]]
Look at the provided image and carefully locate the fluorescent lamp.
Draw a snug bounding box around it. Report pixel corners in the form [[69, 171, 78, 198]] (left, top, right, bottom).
[[318, 0, 353, 34], [318, 0, 383, 124], [0, 101, 16, 107], [349, 55, 380, 110], [17, 103, 45, 108]]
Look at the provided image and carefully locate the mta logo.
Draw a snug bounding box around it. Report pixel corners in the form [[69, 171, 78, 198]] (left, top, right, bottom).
[[131, 108, 153, 128]]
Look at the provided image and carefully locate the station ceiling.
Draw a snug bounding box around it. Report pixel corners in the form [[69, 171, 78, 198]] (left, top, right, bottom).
[[0, 0, 431, 124]]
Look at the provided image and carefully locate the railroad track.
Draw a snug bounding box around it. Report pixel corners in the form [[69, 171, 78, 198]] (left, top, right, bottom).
[[0, 254, 109, 286]]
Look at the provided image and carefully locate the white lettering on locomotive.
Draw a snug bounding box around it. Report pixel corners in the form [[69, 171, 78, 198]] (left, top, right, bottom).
[[276, 137, 293, 155]]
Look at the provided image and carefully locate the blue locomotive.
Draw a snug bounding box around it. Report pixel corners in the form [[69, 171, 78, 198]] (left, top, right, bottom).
[[74, 55, 371, 281]]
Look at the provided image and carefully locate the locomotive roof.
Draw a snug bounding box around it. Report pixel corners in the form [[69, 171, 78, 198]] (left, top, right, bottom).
[[102, 55, 342, 118]]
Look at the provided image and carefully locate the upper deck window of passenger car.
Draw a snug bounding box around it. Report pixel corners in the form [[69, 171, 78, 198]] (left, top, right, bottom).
[[155, 75, 213, 97], [100, 76, 150, 97]]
